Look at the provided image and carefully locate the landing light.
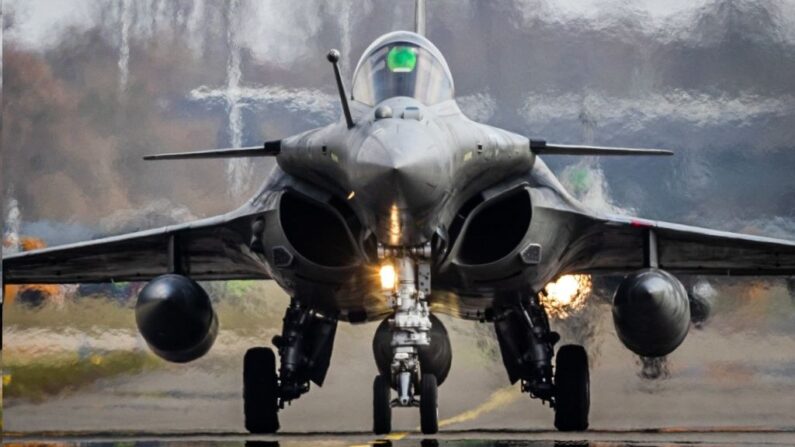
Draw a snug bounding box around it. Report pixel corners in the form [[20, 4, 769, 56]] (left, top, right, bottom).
[[380, 263, 396, 291]]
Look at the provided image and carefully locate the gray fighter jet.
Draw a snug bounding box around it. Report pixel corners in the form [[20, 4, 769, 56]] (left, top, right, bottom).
[[5, 0, 795, 435]]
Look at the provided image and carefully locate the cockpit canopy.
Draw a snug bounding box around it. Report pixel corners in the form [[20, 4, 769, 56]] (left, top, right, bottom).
[[352, 31, 454, 106]]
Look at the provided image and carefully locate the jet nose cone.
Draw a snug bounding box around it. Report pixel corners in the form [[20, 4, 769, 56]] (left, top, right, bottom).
[[354, 132, 446, 211], [350, 125, 451, 245]]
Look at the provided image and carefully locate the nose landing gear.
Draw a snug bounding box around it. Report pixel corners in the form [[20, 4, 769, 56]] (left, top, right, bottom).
[[372, 248, 439, 435]]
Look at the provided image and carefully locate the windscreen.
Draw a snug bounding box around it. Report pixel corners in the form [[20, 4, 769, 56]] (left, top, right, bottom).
[[352, 42, 454, 106]]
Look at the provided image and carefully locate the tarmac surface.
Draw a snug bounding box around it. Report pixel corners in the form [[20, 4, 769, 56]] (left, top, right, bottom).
[[6, 320, 795, 434], [5, 290, 795, 442], [4, 430, 795, 447]]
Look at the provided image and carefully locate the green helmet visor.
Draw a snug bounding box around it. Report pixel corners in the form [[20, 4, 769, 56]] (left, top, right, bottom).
[[387, 46, 418, 73], [352, 40, 454, 105]]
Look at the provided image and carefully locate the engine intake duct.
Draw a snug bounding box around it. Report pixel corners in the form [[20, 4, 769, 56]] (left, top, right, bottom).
[[457, 188, 532, 265], [612, 269, 690, 357], [279, 192, 359, 268], [135, 274, 218, 363]]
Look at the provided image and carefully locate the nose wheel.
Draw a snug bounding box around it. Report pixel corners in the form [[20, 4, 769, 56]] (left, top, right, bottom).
[[373, 374, 392, 434], [419, 373, 439, 434], [371, 373, 439, 435]]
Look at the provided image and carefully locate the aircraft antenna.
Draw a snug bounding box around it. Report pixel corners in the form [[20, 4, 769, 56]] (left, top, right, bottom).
[[415, 0, 426, 36], [327, 49, 355, 129]]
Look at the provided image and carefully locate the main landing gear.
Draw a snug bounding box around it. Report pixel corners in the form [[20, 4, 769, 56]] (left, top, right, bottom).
[[493, 292, 590, 431], [243, 299, 337, 433], [373, 248, 440, 435]]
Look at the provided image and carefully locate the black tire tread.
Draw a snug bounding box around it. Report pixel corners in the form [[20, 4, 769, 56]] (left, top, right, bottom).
[[554, 344, 590, 432], [244, 347, 280, 434], [373, 375, 392, 435], [420, 373, 439, 434]]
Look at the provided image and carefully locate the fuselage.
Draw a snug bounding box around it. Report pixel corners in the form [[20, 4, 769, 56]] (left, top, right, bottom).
[[244, 31, 593, 322]]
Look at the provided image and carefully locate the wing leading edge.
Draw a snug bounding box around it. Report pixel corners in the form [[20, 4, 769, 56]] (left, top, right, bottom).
[[563, 214, 795, 276], [143, 140, 281, 160], [529, 140, 673, 156], [3, 212, 270, 284]]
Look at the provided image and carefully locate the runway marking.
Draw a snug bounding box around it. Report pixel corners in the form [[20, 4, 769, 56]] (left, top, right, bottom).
[[437, 385, 521, 428], [350, 431, 408, 447], [351, 386, 521, 444], [384, 432, 408, 440]]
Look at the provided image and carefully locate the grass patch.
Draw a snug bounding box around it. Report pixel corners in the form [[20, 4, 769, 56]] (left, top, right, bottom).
[[2, 282, 290, 404], [4, 350, 161, 403], [4, 298, 136, 332], [4, 281, 289, 334]]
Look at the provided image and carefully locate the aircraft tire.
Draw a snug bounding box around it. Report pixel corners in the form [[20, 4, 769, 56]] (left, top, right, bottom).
[[420, 373, 439, 434], [244, 347, 280, 433], [553, 344, 590, 431], [373, 374, 392, 434]]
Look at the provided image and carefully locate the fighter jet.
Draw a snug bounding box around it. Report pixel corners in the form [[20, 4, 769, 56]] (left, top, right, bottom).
[[5, 0, 795, 435]]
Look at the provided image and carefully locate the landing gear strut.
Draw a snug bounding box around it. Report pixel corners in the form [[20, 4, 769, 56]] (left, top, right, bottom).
[[493, 292, 589, 431], [372, 246, 439, 435], [243, 299, 337, 433]]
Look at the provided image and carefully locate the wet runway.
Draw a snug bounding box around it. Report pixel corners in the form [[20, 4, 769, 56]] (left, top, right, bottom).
[[5, 291, 795, 443], [4, 430, 795, 447]]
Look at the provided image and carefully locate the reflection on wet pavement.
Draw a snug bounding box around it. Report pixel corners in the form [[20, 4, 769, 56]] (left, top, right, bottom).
[[4, 432, 795, 447]]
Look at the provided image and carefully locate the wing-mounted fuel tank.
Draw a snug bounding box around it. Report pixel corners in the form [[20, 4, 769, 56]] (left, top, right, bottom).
[[612, 268, 690, 357], [136, 274, 218, 363]]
